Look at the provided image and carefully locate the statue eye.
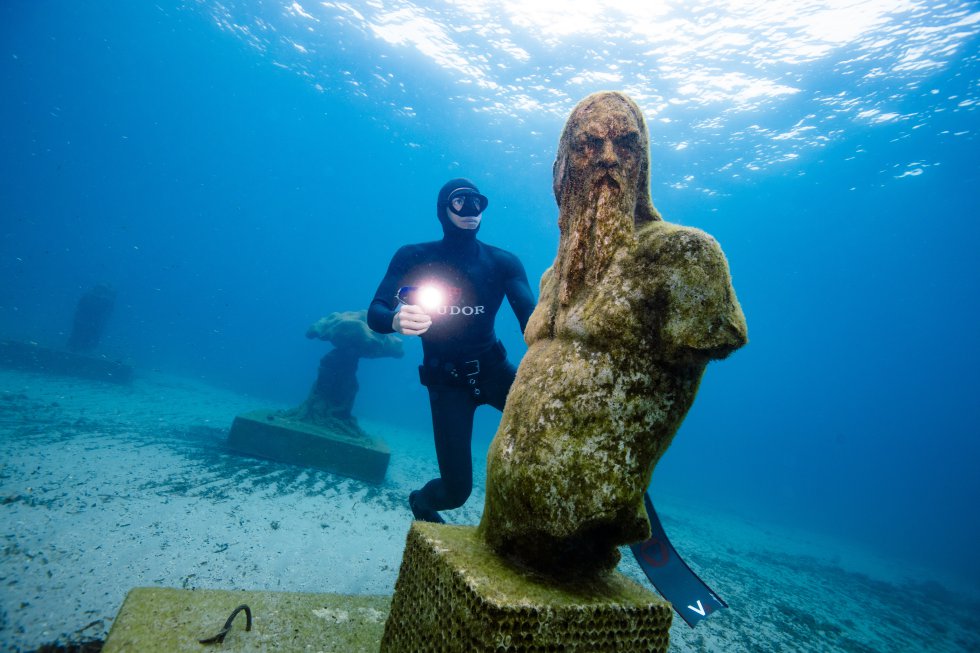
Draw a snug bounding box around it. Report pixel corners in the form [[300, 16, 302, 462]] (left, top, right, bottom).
[[616, 132, 639, 149]]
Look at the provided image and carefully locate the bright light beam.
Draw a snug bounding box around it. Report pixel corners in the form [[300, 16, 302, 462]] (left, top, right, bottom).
[[417, 285, 445, 311]]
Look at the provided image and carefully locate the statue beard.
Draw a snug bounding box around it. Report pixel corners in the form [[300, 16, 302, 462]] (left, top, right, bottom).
[[555, 172, 637, 306]]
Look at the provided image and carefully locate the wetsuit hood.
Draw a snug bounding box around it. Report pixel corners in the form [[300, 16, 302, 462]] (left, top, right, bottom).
[[437, 177, 482, 246]]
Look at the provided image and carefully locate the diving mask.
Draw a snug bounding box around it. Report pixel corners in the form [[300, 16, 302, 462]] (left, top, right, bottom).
[[446, 189, 489, 217]]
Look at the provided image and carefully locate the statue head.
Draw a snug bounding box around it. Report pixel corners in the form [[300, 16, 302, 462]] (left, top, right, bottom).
[[306, 310, 403, 359], [552, 92, 661, 304]]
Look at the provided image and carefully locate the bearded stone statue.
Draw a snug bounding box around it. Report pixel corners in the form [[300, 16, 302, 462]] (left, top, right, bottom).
[[479, 91, 748, 578]]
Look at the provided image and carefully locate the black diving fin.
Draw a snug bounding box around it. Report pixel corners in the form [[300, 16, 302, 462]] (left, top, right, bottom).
[[629, 493, 728, 627]]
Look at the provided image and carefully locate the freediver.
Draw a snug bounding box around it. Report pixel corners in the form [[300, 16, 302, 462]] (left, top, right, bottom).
[[368, 178, 535, 523]]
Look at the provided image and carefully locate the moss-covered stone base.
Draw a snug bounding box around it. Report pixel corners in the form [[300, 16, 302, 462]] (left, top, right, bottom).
[[102, 587, 390, 652], [381, 523, 671, 653], [227, 409, 390, 483]]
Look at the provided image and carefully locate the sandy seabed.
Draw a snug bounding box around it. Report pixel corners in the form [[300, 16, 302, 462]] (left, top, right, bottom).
[[0, 367, 977, 652]]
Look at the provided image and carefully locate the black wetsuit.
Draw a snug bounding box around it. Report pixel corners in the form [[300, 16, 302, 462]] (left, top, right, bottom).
[[368, 221, 534, 519]]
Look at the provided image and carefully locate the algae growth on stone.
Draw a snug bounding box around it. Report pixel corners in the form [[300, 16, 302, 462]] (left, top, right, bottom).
[[381, 523, 671, 653], [480, 91, 748, 578]]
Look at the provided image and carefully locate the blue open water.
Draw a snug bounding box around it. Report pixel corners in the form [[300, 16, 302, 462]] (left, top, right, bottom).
[[2, 0, 979, 633]]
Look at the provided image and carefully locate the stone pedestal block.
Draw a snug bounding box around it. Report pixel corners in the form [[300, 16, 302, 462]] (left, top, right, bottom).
[[0, 339, 132, 384], [103, 587, 390, 652], [381, 523, 671, 653], [227, 409, 389, 484]]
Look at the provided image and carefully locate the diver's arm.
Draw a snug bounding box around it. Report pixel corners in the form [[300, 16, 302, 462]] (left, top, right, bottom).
[[367, 298, 398, 335], [502, 253, 535, 334], [393, 304, 431, 336], [367, 246, 412, 335], [369, 298, 431, 336]]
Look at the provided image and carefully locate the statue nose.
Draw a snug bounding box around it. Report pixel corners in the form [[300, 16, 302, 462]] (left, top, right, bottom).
[[598, 139, 618, 168]]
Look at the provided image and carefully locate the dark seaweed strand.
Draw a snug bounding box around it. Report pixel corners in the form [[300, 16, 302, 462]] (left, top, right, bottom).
[[198, 604, 252, 645]]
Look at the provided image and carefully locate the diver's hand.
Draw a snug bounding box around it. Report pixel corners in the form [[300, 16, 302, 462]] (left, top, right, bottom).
[[393, 304, 431, 336]]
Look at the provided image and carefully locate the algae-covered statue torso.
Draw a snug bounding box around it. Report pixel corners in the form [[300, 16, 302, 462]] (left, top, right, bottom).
[[479, 91, 748, 578]]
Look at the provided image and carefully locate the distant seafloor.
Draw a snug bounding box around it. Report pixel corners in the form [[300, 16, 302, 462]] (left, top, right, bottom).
[[0, 367, 976, 652]]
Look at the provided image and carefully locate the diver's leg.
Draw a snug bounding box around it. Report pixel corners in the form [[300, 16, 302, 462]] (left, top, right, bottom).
[[410, 384, 477, 521]]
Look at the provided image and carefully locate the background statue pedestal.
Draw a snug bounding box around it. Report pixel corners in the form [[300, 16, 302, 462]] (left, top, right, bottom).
[[227, 409, 390, 484], [381, 523, 671, 653], [0, 283, 131, 384], [226, 310, 401, 484], [0, 339, 132, 385]]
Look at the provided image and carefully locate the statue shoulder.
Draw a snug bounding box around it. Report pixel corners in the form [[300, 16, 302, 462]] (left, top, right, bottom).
[[636, 220, 727, 267], [635, 220, 747, 361]]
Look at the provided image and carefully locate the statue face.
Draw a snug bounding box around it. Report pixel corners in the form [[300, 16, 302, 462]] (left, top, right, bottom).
[[551, 94, 648, 306], [566, 102, 643, 197]]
